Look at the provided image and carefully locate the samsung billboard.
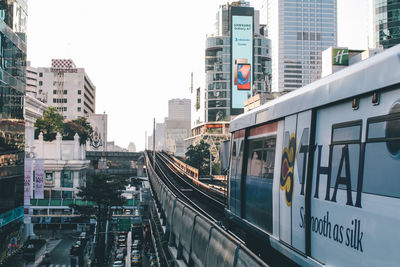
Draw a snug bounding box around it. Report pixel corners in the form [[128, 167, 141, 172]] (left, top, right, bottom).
[[231, 7, 253, 112]]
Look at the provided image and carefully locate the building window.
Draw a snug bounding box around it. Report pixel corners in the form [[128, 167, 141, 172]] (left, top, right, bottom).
[[78, 107, 81, 112], [53, 90, 56, 94], [61, 170, 73, 188], [39, 81, 43, 86], [45, 172, 54, 186], [53, 99, 56, 103], [77, 98, 81, 103], [39, 72, 43, 77], [78, 90, 81, 95]]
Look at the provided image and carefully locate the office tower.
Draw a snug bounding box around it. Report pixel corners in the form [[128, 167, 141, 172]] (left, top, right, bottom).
[[165, 99, 191, 156], [373, 0, 400, 48], [0, 0, 27, 263], [261, 0, 337, 92], [36, 59, 96, 120], [205, 1, 271, 121]]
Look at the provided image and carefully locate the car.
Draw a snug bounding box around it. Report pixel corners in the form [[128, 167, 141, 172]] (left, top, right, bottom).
[[79, 232, 86, 238], [131, 239, 142, 250], [114, 252, 124, 261], [115, 247, 126, 257], [131, 249, 141, 258], [118, 237, 127, 244], [131, 254, 141, 266], [124, 209, 132, 215], [112, 260, 125, 267]]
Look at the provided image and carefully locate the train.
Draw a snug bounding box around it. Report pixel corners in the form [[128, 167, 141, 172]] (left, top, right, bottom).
[[225, 44, 400, 266]]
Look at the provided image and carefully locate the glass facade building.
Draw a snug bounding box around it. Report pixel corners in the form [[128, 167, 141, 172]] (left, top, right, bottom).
[[205, 2, 271, 122], [374, 0, 400, 48], [261, 0, 337, 92], [0, 0, 27, 263]]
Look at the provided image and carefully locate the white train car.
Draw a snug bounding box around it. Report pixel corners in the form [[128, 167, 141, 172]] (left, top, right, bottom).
[[226, 44, 400, 266]]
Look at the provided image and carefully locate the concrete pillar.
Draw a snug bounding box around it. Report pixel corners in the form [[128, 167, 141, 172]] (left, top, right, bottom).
[[38, 132, 44, 158], [74, 133, 80, 159], [56, 132, 62, 160]]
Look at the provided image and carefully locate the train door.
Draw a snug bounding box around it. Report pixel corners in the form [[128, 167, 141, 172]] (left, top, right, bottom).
[[279, 110, 312, 253], [229, 129, 245, 216], [279, 114, 297, 245]]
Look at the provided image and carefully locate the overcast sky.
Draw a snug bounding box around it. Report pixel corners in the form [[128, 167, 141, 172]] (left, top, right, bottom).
[[27, 0, 369, 151]]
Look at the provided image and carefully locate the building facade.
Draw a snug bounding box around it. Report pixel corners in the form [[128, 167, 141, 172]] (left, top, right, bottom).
[[260, 0, 337, 92], [373, 0, 400, 48], [0, 0, 27, 263], [36, 59, 96, 120], [165, 99, 191, 157], [205, 1, 271, 122]]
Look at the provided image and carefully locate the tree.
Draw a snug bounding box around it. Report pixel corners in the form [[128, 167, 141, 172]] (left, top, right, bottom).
[[64, 117, 93, 145], [71, 173, 129, 266], [34, 107, 64, 141], [185, 139, 212, 176]]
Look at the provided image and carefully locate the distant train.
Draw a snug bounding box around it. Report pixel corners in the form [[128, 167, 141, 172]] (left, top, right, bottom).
[[226, 45, 400, 266]]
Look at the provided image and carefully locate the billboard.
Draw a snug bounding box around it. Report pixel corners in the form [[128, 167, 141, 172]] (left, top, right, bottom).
[[231, 7, 253, 110]]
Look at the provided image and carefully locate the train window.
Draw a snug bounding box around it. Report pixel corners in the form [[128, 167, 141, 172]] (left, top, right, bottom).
[[331, 120, 362, 144], [363, 112, 400, 198]]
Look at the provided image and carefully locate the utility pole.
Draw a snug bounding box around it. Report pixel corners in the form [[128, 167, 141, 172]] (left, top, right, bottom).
[[153, 118, 155, 168]]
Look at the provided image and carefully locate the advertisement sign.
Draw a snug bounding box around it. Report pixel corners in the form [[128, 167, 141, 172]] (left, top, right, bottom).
[[34, 159, 44, 199], [231, 9, 253, 109], [24, 158, 32, 206], [332, 48, 349, 66], [0, 207, 23, 228]]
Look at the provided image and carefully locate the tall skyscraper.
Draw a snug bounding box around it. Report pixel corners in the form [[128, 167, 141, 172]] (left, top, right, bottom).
[[165, 99, 191, 156], [36, 59, 96, 120], [373, 0, 400, 49], [205, 1, 271, 121], [0, 0, 27, 263], [260, 0, 337, 92]]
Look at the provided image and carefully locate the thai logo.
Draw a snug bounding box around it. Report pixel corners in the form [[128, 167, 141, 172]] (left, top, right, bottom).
[[280, 133, 297, 206], [90, 127, 103, 149]]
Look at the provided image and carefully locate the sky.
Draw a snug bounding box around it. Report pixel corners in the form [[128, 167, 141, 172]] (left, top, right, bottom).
[[27, 0, 369, 151]]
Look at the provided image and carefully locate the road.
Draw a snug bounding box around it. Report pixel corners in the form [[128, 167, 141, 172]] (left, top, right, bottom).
[[45, 232, 76, 267]]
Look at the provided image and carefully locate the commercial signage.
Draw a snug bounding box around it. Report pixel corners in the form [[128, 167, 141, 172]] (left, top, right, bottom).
[[35, 159, 44, 199], [231, 10, 253, 109], [332, 48, 349, 66], [24, 158, 32, 206], [0, 207, 23, 228]]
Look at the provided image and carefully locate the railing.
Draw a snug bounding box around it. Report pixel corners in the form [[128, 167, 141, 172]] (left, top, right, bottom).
[[145, 151, 268, 267], [169, 155, 199, 179]]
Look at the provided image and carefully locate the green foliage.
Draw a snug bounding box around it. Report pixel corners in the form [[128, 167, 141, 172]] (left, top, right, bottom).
[[70, 173, 129, 265], [71, 173, 128, 219], [34, 107, 93, 144], [185, 139, 212, 176], [63, 117, 93, 145], [34, 107, 64, 141]]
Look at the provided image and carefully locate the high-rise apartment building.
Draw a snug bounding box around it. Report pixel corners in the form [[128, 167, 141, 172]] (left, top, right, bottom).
[[36, 59, 96, 119], [260, 0, 337, 92], [373, 0, 400, 48], [0, 0, 27, 263], [205, 1, 271, 121]]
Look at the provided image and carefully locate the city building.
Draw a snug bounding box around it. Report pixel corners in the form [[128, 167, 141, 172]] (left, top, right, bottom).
[[321, 46, 383, 77], [29, 132, 90, 225], [154, 122, 165, 151], [0, 0, 28, 263], [24, 76, 48, 238], [372, 0, 400, 48], [165, 99, 191, 157], [205, 1, 271, 121], [260, 0, 337, 92], [128, 142, 137, 152], [36, 59, 96, 120], [186, 1, 271, 166]]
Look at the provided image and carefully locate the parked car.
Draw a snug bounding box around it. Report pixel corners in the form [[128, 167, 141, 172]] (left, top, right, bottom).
[[112, 260, 125, 267]]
